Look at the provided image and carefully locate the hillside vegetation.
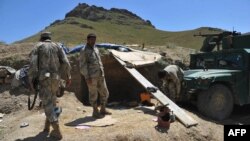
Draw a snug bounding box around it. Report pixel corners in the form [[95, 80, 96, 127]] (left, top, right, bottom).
[[19, 3, 223, 49]]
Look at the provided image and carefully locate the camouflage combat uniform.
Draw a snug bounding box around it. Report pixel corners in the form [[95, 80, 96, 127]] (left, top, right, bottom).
[[79, 44, 109, 106], [28, 40, 71, 122], [162, 65, 184, 101]]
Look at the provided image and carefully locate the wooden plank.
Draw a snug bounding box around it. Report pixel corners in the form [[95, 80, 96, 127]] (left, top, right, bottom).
[[113, 55, 198, 127], [109, 49, 161, 67]]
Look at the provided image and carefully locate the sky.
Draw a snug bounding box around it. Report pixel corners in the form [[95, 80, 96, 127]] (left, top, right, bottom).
[[0, 0, 249, 44]]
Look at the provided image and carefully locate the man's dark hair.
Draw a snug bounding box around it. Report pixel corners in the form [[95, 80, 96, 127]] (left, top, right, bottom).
[[87, 33, 96, 39], [158, 70, 166, 79]]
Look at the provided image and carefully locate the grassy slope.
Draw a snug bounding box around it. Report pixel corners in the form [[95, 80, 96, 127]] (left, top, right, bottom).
[[20, 17, 222, 50]]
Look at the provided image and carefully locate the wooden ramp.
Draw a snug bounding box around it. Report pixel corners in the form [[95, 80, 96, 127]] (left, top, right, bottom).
[[112, 55, 198, 128]]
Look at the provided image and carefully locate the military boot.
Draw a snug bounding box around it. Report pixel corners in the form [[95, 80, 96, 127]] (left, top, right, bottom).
[[100, 104, 112, 115], [43, 118, 50, 133], [92, 105, 103, 118], [50, 122, 62, 140]]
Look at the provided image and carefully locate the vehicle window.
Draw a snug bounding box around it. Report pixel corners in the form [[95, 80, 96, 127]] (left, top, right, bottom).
[[195, 57, 215, 69], [218, 54, 243, 69], [196, 58, 204, 68], [204, 58, 216, 68]]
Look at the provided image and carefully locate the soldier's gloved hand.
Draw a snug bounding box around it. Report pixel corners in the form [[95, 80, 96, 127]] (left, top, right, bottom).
[[66, 79, 72, 87]]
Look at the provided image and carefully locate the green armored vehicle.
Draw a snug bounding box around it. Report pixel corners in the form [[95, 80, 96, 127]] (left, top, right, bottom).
[[182, 31, 250, 120]]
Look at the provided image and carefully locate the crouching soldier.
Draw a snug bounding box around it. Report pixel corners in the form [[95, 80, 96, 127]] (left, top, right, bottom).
[[79, 33, 111, 118], [158, 65, 184, 102], [28, 32, 71, 140]]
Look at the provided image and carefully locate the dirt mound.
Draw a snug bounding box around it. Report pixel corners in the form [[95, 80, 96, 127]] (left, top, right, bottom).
[[0, 43, 33, 69], [0, 85, 28, 114]]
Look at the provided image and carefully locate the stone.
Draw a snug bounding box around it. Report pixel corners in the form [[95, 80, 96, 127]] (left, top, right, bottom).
[[20, 122, 29, 128], [0, 113, 4, 118]]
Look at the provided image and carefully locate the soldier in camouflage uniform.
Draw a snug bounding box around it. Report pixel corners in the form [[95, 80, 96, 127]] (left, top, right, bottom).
[[79, 33, 111, 118], [28, 32, 71, 140], [158, 65, 184, 102]]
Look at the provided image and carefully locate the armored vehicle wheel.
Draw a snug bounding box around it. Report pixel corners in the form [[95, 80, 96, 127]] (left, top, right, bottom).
[[197, 84, 233, 120], [197, 90, 210, 117]]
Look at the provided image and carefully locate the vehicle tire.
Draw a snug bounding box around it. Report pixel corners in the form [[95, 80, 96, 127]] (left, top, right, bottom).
[[197, 84, 234, 120], [197, 90, 210, 117]]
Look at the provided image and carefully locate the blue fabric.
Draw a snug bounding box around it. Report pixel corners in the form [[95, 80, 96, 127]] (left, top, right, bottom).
[[19, 65, 30, 89], [64, 43, 131, 54], [19, 65, 29, 79], [61, 45, 70, 54], [68, 44, 85, 54], [96, 43, 121, 49]]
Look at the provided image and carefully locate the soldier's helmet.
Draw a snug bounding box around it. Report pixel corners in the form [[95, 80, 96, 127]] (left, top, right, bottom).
[[40, 31, 51, 38]]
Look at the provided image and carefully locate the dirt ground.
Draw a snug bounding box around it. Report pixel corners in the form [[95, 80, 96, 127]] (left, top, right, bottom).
[[1, 43, 250, 141], [1, 86, 250, 141], [0, 85, 223, 141]]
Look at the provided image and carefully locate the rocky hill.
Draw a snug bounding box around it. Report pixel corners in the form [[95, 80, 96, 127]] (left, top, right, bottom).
[[19, 3, 223, 49], [65, 3, 154, 27]]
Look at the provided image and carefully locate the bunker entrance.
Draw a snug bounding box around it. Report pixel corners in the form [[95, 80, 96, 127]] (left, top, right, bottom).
[[67, 54, 164, 105]]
